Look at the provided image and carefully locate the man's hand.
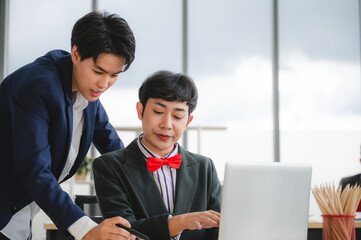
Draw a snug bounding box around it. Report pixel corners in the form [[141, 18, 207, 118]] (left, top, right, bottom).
[[83, 216, 136, 240], [180, 210, 220, 230], [168, 210, 220, 237]]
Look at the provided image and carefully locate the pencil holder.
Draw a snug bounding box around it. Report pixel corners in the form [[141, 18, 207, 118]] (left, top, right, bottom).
[[322, 215, 355, 240]]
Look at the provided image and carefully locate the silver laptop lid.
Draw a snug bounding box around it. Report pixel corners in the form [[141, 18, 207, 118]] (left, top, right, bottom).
[[218, 161, 312, 240]]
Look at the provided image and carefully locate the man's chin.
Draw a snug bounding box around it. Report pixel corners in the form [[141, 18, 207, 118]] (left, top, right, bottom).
[[84, 95, 99, 102]]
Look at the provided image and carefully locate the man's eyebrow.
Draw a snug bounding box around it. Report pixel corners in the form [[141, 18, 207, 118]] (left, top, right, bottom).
[[94, 64, 122, 74], [155, 102, 186, 112]]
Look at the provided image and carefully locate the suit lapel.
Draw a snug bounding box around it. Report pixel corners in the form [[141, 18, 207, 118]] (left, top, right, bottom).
[[62, 106, 93, 182], [124, 140, 169, 215], [173, 147, 199, 214], [61, 54, 73, 177], [56, 74, 73, 181]]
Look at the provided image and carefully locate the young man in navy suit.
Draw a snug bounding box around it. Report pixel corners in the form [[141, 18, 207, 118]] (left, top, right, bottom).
[[0, 12, 136, 240], [93, 70, 221, 240]]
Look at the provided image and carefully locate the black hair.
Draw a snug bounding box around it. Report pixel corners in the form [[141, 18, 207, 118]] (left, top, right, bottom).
[[139, 70, 198, 115], [71, 11, 135, 71]]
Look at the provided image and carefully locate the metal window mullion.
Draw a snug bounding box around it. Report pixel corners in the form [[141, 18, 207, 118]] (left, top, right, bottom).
[[0, 0, 9, 82], [182, 0, 189, 150], [92, 0, 98, 12], [272, 0, 280, 162]]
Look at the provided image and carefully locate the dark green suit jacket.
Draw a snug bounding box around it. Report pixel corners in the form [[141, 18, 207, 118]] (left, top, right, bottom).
[[93, 139, 221, 240]]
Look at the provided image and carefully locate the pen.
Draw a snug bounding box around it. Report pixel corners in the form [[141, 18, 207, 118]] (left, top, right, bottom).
[[116, 223, 150, 240]]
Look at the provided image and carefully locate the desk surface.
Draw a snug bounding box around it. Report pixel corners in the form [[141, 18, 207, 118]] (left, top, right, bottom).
[[44, 220, 361, 230], [307, 215, 361, 228], [45, 220, 361, 240], [308, 221, 361, 228], [44, 223, 58, 230]]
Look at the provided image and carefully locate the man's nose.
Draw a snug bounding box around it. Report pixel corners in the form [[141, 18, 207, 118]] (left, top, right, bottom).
[[97, 76, 110, 89], [160, 115, 172, 129]]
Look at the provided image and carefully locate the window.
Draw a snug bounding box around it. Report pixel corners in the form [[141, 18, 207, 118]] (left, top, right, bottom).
[[278, 0, 361, 215], [188, 0, 274, 178], [8, 0, 91, 74], [98, 0, 182, 144]]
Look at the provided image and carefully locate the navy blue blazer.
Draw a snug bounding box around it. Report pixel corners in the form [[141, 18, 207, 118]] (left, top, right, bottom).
[[0, 50, 123, 232]]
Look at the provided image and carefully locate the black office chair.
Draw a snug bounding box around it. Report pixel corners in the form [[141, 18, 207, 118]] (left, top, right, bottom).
[[339, 174, 361, 212], [74, 195, 104, 224]]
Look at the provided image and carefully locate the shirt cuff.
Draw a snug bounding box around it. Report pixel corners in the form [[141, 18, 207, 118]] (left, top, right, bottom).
[[171, 233, 182, 240], [68, 216, 98, 240]]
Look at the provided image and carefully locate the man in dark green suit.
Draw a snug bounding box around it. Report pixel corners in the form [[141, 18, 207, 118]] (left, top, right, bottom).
[[93, 70, 221, 240]]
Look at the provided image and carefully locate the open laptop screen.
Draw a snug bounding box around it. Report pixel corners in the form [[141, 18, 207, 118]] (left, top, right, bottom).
[[218, 162, 312, 240]]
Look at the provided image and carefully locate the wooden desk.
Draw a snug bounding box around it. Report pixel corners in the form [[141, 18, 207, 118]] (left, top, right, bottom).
[[44, 223, 73, 240], [45, 221, 361, 240]]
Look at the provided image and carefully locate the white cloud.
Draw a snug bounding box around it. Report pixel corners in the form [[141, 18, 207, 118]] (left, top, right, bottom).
[[100, 88, 140, 127], [101, 55, 360, 131]]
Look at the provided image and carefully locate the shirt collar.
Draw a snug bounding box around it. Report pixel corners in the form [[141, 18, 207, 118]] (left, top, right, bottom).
[[137, 133, 179, 160], [72, 91, 88, 113]]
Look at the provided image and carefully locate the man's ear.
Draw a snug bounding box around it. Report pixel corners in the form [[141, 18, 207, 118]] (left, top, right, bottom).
[[136, 102, 143, 120], [71, 45, 80, 64], [186, 115, 194, 127]]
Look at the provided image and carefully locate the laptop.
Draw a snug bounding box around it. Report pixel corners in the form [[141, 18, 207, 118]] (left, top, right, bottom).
[[218, 161, 312, 240]]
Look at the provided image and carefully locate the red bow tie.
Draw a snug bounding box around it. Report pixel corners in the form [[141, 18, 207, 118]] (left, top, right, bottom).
[[147, 154, 182, 173]]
